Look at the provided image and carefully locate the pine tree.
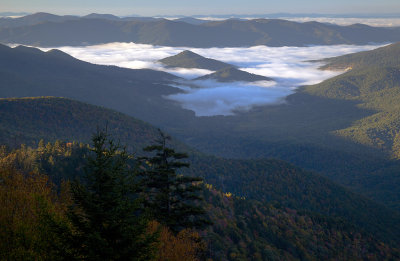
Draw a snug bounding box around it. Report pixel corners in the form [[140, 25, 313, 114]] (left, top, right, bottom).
[[140, 130, 210, 233], [67, 129, 157, 260]]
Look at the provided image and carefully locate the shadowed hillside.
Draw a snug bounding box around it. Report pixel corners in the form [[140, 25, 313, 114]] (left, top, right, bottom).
[[195, 66, 272, 82], [159, 50, 233, 70]]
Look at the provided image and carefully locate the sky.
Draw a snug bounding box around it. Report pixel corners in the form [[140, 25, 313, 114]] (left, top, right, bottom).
[[1, 0, 400, 16], [37, 43, 384, 116]]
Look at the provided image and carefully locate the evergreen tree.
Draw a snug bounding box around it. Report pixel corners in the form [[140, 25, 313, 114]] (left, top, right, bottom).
[[67, 129, 157, 260], [141, 130, 210, 233]]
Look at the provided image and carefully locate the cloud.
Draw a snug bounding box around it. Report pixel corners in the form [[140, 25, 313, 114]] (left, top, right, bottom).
[[40, 42, 385, 116], [164, 16, 400, 27], [281, 17, 400, 27], [167, 79, 288, 116]]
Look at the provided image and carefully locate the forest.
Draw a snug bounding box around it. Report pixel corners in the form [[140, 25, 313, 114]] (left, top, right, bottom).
[[1, 130, 400, 260], [1, 13, 400, 260]]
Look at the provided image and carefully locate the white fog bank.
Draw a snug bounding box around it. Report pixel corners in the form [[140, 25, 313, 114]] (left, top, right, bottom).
[[40, 42, 385, 116]]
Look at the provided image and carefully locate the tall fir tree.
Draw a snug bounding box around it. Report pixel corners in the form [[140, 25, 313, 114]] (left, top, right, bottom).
[[67, 129, 157, 260], [140, 130, 210, 233]]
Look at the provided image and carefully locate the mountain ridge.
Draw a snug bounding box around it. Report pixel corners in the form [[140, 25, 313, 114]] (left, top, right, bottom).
[[1, 13, 400, 47], [195, 66, 272, 82], [159, 50, 234, 70]]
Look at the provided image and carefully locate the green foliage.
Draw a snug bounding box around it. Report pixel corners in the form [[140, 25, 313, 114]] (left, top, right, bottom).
[[186, 155, 400, 247], [319, 42, 400, 71], [202, 185, 400, 260], [0, 97, 168, 152], [2, 43, 400, 213], [140, 130, 209, 232], [2, 146, 399, 260], [66, 130, 157, 260]]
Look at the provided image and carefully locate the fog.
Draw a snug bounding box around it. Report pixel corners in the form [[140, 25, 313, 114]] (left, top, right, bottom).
[[187, 17, 400, 27], [42, 42, 384, 116], [281, 17, 400, 27]]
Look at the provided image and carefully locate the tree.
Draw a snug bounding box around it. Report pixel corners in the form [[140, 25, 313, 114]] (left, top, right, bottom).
[[147, 221, 206, 261], [0, 168, 70, 261], [140, 130, 210, 233], [67, 129, 157, 260]]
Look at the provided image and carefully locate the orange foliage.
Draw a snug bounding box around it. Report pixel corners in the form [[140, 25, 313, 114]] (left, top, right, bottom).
[[148, 221, 206, 261], [0, 167, 69, 260]]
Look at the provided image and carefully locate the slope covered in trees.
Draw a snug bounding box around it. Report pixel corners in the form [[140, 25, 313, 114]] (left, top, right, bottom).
[[1, 98, 400, 249], [2, 139, 400, 260], [195, 66, 272, 82], [304, 42, 400, 158], [1, 43, 400, 212], [159, 50, 233, 71], [0, 97, 180, 152], [0, 43, 196, 127]]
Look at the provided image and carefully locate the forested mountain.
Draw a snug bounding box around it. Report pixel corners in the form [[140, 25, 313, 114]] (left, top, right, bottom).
[[3, 8, 400, 260], [160, 42, 400, 211], [195, 66, 272, 82], [1, 43, 400, 211], [1, 96, 400, 249], [3, 149, 399, 260], [0, 12, 161, 28], [2, 132, 400, 259], [0, 97, 179, 152], [0, 43, 195, 127], [304, 42, 400, 158], [319, 42, 400, 70], [159, 50, 233, 70], [1, 13, 400, 47]]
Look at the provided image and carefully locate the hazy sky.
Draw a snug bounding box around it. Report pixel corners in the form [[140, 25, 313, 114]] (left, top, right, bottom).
[[1, 0, 399, 16]]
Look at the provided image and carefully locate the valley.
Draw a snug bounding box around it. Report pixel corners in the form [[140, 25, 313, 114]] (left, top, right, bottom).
[[1, 10, 400, 260]]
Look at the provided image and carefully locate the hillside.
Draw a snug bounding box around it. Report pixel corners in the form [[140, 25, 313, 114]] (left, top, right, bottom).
[[319, 42, 400, 70], [0, 97, 181, 152], [0, 43, 197, 127], [1, 14, 400, 47], [159, 50, 233, 70], [304, 42, 400, 158], [1, 96, 400, 248], [2, 144, 399, 259], [195, 66, 272, 82], [158, 44, 400, 210], [1, 43, 400, 212]]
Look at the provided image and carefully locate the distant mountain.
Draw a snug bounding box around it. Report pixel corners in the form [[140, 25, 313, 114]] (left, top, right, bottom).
[[83, 13, 161, 22], [159, 50, 233, 70], [1, 14, 400, 47], [0, 12, 79, 28], [195, 66, 272, 82], [173, 17, 209, 25], [83, 13, 121, 20]]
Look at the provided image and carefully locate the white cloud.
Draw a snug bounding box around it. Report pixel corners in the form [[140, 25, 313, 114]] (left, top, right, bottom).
[[281, 17, 400, 27], [167, 80, 289, 116], [39, 42, 385, 116]]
